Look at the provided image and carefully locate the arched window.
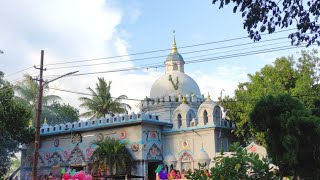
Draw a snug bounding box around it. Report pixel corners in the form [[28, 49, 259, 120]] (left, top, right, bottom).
[[214, 106, 221, 125], [173, 63, 178, 71], [178, 114, 182, 128], [203, 110, 208, 125], [187, 113, 192, 127]]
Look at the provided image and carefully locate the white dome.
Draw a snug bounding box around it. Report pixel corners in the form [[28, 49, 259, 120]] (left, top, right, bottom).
[[195, 147, 210, 161], [197, 96, 218, 114], [174, 103, 192, 113], [150, 71, 201, 98], [164, 154, 177, 162]]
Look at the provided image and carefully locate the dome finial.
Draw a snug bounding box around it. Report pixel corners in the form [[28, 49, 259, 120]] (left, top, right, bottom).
[[44, 117, 48, 125], [201, 143, 205, 151], [171, 30, 178, 54], [207, 92, 211, 100], [182, 96, 187, 104]]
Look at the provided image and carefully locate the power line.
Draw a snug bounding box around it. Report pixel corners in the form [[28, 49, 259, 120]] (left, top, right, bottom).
[[43, 28, 295, 67], [3, 28, 296, 77], [49, 87, 320, 104], [0, 43, 307, 94], [4, 66, 34, 78], [45, 37, 289, 71], [48, 44, 306, 78]]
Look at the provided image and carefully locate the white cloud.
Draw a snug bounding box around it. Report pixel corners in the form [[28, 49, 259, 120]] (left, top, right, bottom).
[[0, 0, 251, 118], [0, 0, 141, 112]]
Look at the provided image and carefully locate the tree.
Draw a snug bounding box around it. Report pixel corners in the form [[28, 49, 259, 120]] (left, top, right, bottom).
[[221, 50, 320, 144], [79, 78, 131, 119], [41, 101, 79, 125], [90, 137, 134, 175], [0, 71, 34, 177], [14, 74, 79, 126], [212, 0, 320, 46], [187, 143, 278, 180], [250, 94, 320, 179]]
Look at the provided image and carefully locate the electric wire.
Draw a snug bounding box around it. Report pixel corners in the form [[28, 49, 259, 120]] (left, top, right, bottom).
[[3, 28, 296, 77], [44, 28, 296, 67], [51, 44, 307, 78], [0, 43, 307, 95], [49, 87, 320, 104], [44, 37, 289, 71], [4, 66, 34, 78]]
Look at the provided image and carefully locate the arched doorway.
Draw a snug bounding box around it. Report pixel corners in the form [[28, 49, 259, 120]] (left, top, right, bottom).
[[178, 151, 194, 172]]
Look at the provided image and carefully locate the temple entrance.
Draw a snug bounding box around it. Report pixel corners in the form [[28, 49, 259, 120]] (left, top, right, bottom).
[[181, 162, 191, 171], [148, 161, 160, 180], [70, 165, 84, 172]]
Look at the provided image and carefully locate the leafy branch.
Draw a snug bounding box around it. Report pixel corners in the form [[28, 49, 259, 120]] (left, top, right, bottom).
[[168, 75, 179, 90]]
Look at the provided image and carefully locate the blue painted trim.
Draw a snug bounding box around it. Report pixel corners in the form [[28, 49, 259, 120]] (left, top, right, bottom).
[[40, 119, 172, 137]]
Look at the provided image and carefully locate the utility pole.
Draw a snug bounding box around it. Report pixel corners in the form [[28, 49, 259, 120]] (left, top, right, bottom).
[[32, 50, 45, 180]]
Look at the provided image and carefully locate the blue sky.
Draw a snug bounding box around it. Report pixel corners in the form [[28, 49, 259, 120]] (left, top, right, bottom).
[[0, 0, 316, 112]]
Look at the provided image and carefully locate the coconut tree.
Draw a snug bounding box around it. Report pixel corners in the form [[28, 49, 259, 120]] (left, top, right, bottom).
[[90, 137, 134, 175], [14, 74, 61, 126], [79, 78, 131, 119]]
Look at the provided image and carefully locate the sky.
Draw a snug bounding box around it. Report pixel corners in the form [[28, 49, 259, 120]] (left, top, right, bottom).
[[0, 0, 317, 114]]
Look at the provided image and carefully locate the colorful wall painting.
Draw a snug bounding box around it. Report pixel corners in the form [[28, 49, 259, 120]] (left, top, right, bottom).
[[146, 143, 162, 160], [143, 130, 160, 142], [27, 154, 45, 167], [48, 151, 64, 166], [178, 151, 193, 162], [120, 130, 127, 139], [67, 145, 86, 165]]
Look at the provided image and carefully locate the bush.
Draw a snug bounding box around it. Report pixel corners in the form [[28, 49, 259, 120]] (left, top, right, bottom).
[[187, 143, 278, 180]]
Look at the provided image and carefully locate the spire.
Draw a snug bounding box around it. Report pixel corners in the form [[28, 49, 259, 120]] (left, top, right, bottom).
[[182, 96, 187, 104], [44, 117, 48, 125], [200, 143, 205, 152], [171, 30, 178, 54], [207, 92, 211, 100]]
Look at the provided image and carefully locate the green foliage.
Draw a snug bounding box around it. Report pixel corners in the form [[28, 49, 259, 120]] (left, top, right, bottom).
[[212, 0, 320, 46], [168, 74, 179, 90], [250, 94, 320, 179], [0, 71, 34, 177], [79, 78, 131, 119], [187, 143, 277, 180], [90, 137, 134, 175], [14, 74, 79, 126], [222, 50, 320, 144], [41, 101, 79, 125], [5, 157, 20, 178], [14, 74, 62, 126]]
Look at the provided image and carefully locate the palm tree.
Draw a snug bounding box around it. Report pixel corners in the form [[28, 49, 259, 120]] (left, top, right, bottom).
[[79, 78, 131, 119], [90, 137, 134, 175], [14, 74, 61, 126]]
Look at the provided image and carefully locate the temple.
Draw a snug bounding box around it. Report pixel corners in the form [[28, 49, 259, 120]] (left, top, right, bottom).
[[21, 37, 235, 179]]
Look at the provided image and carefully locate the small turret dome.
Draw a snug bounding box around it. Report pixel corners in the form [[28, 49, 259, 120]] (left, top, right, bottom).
[[164, 154, 177, 162], [197, 94, 218, 114], [165, 52, 184, 63], [165, 35, 185, 63], [174, 102, 192, 114], [195, 146, 211, 165]]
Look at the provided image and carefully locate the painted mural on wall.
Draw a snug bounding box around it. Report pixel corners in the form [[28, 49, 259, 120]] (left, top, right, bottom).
[[67, 145, 86, 165], [143, 130, 160, 142], [178, 150, 193, 162], [146, 143, 162, 160], [26, 154, 45, 167], [48, 151, 65, 166]]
